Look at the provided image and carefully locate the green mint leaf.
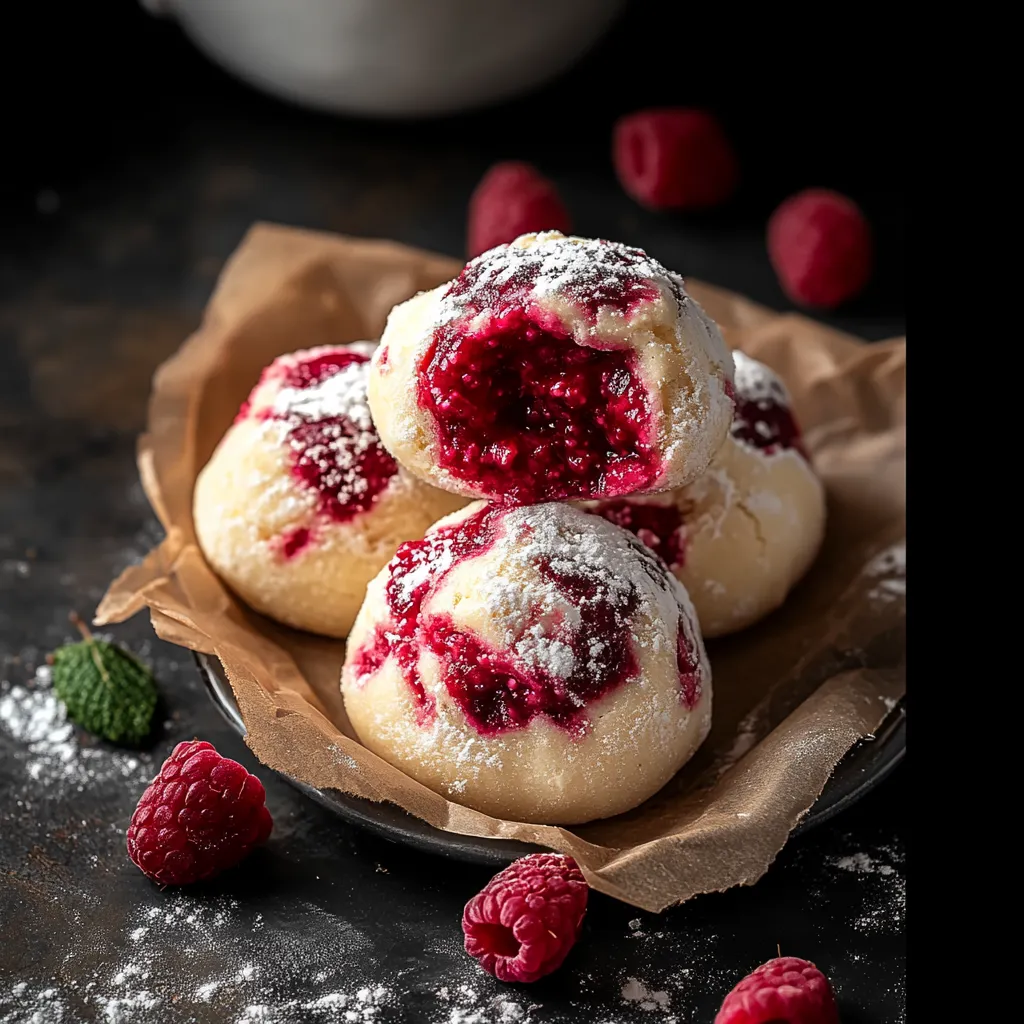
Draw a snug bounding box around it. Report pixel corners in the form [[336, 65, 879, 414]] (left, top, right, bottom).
[[50, 622, 158, 746]]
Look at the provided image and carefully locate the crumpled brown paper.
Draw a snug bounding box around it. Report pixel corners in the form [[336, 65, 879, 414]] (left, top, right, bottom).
[[97, 223, 905, 913]]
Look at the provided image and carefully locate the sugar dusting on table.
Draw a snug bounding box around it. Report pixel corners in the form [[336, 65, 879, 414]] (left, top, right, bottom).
[[829, 842, 906, 935], [0, 664, 156, 793], [863, 541, 906, 606]]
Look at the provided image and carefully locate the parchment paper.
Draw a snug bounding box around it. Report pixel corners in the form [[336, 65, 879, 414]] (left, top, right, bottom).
[[97, 223, 906, 912]]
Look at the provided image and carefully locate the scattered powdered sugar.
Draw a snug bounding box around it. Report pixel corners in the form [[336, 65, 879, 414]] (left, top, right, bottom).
[[95, 987, 160, 1022], [1, 985, 68, 1024], [863, 541, 907, 605], [835, 852, 896, 876], [272, 360, 373, 430], [620, 977, 671, 1012], [437, 994, 531, 1024], [422, 952, 537, 1024], [0, 893, 395, 1023], [827, 840, 906, 935], [0, 665, 155, 793], [732, 351, 791, 406]]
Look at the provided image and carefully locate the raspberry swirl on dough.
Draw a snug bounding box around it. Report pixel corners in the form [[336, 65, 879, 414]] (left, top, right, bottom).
[[193, 343, 466, 638], [341, 501, 711, 825], [579, 352, 826, 637], [368, 231, 734, 504]]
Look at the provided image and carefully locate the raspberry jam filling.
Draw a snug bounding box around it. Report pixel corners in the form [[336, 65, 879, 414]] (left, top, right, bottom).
[[418, 312, 659, 503], [587, 499, 685, 570], [350, 506, 691, 736], [351, 506, 506, 721], [238, 348, 400, 550], [731, 393, 807, 458], [277, 526, 312, 561], [676, 620, 702, 709], [280, 350, 366, 389], [285, 413, 397, 523], [278, 351, 398, 525]]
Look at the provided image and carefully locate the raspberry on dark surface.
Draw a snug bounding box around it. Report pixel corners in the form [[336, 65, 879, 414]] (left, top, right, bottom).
[[463, 853, 589, 983], [613, 108, 739, 211], [467, 162, 571, 258], [126, 740, 273, 886], [767, 189, 873, 309], [715, 956, 840, 1024]]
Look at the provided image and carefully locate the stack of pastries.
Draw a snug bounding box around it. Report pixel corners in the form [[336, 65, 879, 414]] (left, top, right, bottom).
[[194, 232, 825, 825]]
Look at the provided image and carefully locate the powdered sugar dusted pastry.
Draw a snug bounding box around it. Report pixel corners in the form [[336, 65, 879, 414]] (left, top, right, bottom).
[[369, 232, 734, 504], [580, 352, 826, 637], [193, 344, 467, 638], [341, 501, 711, 825]]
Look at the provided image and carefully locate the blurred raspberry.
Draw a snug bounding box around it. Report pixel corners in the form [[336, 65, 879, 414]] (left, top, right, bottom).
[[463, 853, 588, 982], [127, 739, 272, 886], [715, 956, 840, 1024], [466, 162, 571, 258], [613, 108, 738, 210], [767, 188, 873, 308]]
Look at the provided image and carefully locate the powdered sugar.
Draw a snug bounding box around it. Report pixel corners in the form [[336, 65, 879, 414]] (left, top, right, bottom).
[[0, 665, 155, 793], [513, 630, 576, 681], [0, 893, 393, 1023], [256, 349, 399, 525], [732, 351, 791, 407], [472, 503, 708, 706], [828, 842, 906, 935], [621, 977, 671, 1012], [500, 504, 686, 651], [441, 232, 683, 330], [864, 542, 906, 605], [834, 852, 895, 876], [272, 360, 374, 431]]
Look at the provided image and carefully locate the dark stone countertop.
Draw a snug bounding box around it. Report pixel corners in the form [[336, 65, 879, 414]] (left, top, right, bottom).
[[1, 5, 904, 1021]]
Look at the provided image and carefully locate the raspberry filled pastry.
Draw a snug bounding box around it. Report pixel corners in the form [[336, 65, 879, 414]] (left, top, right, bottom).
[[341, 501, 711, 825], [369, 232, 734, 504], [193, 344, 466, 638], [580, 353, 826, 638]]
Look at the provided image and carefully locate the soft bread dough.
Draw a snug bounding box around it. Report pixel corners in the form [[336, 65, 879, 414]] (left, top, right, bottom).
[[341, 501, 712, 825], [193, 343, 466, 638], [578, 352, 826, 637], [368, 231, 734, 502]]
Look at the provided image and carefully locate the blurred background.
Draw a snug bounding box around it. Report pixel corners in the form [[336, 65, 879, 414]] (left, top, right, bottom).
[[2, 1, 905, 337]]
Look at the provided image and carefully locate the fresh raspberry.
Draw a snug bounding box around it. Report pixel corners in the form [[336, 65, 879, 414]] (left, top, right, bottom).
[[613, 108, 738, 211], [466, 162, 571, 258], [463, 853, 589, 983], [715, 956, 839, 1024], [767, 189, 873, 308], [127, 740, 273, 886]]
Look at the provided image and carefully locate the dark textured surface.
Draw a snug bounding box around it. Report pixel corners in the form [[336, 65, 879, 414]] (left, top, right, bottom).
[[1, 4, 904, 1021]]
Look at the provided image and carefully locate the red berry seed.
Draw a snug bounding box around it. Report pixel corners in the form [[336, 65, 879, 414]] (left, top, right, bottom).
[[715, 956, 840, 1024], [767, 189, 873, 309], [613, 108, 739, 211], [127, 740, 273, 886], [466, 162, 571, 258], [463, 853, 589, 983]]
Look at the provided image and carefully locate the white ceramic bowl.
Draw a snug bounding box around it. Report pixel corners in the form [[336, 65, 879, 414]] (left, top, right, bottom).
[[144, 0, 627, 118]]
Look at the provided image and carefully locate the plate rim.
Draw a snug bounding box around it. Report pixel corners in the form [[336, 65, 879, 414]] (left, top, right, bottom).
[[194, 653, 905, 867]]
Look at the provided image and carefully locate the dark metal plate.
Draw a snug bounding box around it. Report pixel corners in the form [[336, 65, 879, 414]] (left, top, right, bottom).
[[196, 653, 905, 867]]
